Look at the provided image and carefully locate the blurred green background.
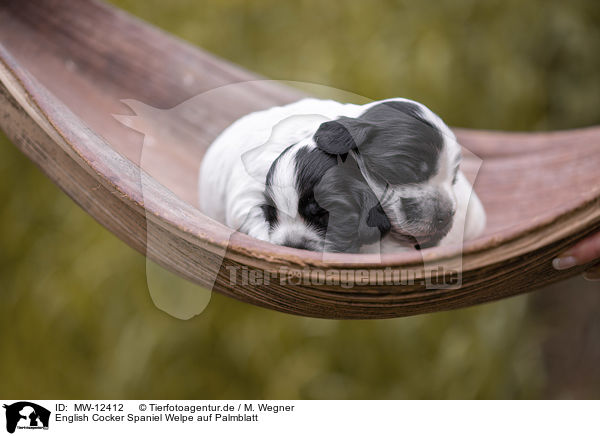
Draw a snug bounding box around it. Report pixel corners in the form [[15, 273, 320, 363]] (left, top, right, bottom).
[[1, 0, 599, 399]]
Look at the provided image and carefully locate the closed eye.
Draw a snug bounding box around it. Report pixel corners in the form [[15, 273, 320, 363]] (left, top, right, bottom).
[[305, 200, 327, 217], [299, 193, 329, 230]]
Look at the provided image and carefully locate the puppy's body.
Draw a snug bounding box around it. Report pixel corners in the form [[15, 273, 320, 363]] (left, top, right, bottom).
[[199, 98, 485, 253]]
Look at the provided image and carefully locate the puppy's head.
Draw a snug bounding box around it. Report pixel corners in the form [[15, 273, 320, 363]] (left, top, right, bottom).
[[314, 100, 461, 249], [261, 143, 389, 253]]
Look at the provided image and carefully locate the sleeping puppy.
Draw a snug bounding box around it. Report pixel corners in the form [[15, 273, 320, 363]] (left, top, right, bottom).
[[198, 98, 485, 253]]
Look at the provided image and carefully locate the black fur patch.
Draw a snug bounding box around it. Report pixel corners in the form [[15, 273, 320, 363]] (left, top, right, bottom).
[[313, 101, 444, 185], [294, 146, 338, 196], [313, 163, 391, 252], [260, 203, 278, 230], [359, 101, 444, 184], [294, 146, 337, 233]]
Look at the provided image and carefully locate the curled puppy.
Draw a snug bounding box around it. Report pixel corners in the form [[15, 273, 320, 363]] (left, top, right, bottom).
[[198, 98, 486, 253]]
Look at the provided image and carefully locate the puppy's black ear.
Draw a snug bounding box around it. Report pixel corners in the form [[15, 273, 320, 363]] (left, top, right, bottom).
[[355, 193, 390, 246], [313, 117, 370, 155], [366, 204, 391, 236]]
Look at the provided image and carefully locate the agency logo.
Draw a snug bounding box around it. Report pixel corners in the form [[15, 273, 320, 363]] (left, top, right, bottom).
[[3, 402, 50, 434]]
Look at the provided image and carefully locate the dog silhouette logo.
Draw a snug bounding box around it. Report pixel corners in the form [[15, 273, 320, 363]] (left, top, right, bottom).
[[3, 402, 50, 434]]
